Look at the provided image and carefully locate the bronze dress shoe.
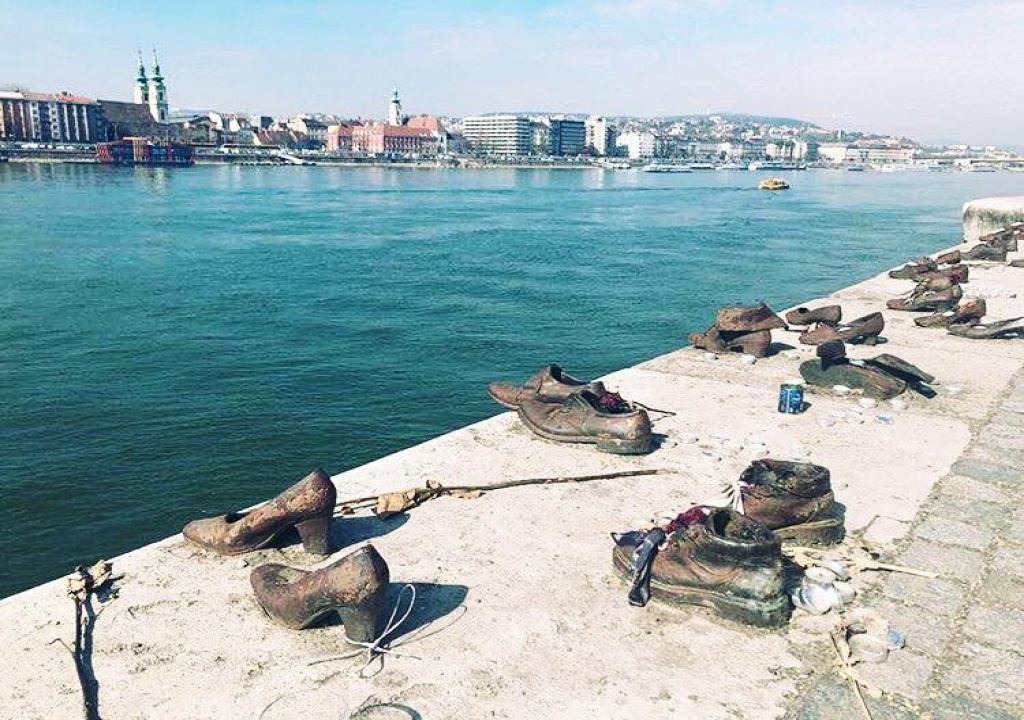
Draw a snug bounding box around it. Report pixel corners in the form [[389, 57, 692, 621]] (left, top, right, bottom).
[[487, 364, 605, 410], [737, 459, 844, 546], [251, 544, 389, 642], [798, 312, 884, 346], [965, 243, 1008, 261], [948, 317, 1024, 340], [785, 305, 842, 326], [886, 284, 962, 312], [918, 264, 969, 284], [688, 326, 773, 357], [612, 508, 790, 627], [888, 257, 936, 279], [517, 390, 652, 454], [936, 249, 961, 265], [183, 469, 336, 555], [915, 298, 986, 328]]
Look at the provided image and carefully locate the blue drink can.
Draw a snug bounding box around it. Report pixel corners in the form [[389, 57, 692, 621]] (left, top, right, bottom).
[[778, 383, 804, 414]]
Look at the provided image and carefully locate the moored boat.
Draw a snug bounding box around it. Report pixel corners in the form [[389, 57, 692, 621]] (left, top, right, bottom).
[[759, 178, 790, 190]]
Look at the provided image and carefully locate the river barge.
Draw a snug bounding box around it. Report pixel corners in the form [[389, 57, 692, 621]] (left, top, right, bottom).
[[96, 137, 195, 166]]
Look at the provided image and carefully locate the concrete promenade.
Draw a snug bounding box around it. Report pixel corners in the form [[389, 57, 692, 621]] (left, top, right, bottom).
[[1, 236, 1022, 719]]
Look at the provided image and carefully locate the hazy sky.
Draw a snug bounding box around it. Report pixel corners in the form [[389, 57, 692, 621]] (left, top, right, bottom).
[[1, 0, 1021, 145]]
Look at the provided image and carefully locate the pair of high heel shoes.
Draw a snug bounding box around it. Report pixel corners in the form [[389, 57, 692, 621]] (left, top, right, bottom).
[[183, 470, 388, 643], [784, 305, 885, 346]]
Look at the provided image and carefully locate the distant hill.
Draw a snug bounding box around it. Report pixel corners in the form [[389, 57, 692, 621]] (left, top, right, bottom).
[[664, 112, 820, 128]]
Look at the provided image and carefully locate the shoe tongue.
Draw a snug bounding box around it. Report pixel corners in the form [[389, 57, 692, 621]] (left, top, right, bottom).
[[717, 511, 774, 543]]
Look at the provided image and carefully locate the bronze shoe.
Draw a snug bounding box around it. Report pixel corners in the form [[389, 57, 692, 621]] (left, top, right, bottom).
[[714, 302, 787, 332], [487, 364, 605, 410], [798, 312, 884, 346], [738, 459, 844, 546], [886, 284, 962, 312], [948, 317, 1024, 340], [918, 264, 969, 285], [517, 390, 652, 454], [914, 298, 987, 328], [612, 508, 790, 627], [888, 257, 936, 279], [799, 343, 907, 399], [936, 249, 961, 265], [688, 326, 773, 357], [965, 244, 1008, 262], [183, 469, 336, 555], [250, 544, 389, 641], [785, 305, 842, 326]]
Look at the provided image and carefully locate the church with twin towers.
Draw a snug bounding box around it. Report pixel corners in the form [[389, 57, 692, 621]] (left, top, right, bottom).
[[133, 50, 169, 123]]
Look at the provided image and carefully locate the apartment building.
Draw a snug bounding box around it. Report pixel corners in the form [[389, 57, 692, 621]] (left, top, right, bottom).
[[462, 114, 531, 156]]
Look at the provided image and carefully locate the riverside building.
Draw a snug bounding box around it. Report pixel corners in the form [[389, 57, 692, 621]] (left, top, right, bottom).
[[0, 90, 105, 143], [585, 116, 616, 156], [133, 50, 169, 123], [549, 118, 586, 156], [462, 114, 531, 156]]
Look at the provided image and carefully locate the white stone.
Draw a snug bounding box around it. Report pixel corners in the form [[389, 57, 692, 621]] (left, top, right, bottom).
[[858, 398, 877, 409], [833, 385, 852, 397], [741, 354, 757, 366]]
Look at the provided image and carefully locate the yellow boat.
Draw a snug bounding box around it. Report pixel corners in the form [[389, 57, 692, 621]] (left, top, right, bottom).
[[759, 178, 790, 190]]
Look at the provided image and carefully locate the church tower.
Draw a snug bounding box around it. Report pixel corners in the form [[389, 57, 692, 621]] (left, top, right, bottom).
[[387, 87, 402, 126], [147, 49, 169, 123], [134, 50, 149, 105]]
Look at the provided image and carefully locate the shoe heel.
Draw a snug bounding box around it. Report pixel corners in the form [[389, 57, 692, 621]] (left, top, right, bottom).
[[714, 593, 792, 628], [337, 592, 385, 644], [295, 514, 332, 555]]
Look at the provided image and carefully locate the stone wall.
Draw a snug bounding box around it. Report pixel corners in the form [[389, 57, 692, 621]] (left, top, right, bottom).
[[962, 195, 1024, 242]]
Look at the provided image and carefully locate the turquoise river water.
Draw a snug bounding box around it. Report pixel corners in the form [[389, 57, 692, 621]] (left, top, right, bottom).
[[1, 163, 1022, 597]]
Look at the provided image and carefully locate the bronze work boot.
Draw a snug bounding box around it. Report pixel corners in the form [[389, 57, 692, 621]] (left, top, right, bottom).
[[914, 298, 987, 328], [612, 508, 790, 627], [250, 544, 389, 641], [785, 305, 842, 326], [798, 312, 884, 346], [714, 302, 787, 332], [183, 469, 336, 555], [517, 390, 652, 454], [688, 326, 772, 357], [487, 364, 605, 410], [737, 460, 844, 546]]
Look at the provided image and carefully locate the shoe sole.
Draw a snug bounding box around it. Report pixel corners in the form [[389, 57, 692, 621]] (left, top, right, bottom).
[[516, 408, 651, 455], [773, 517, 845, 547], [611, 551, 791, 628]]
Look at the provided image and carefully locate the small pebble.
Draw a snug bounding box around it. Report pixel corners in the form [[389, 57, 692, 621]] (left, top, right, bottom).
[[947, 386, 962, 396], [858, 398, 877, 409], [702, 352, 718, 361], [676, 433, 700, 444], [745, 444, 770, 459], [237, 559, 249, 568], [817, 416, 836, 428], [740, 354, 757, 366], [876, 413, 895, 425], [791, 444, 811, 458], [832, 385, 852, 397]]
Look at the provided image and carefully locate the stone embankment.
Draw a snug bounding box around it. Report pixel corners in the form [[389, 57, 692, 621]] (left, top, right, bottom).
[[1, 204, 1022, 720], [963, 195, 1024, 242]]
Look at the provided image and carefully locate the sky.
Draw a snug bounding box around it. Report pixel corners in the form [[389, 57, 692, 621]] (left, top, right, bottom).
[[1, 0, 1022, 146]]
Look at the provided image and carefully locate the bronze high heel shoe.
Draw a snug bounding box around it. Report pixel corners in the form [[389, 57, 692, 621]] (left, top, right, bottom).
[[183, 469, 336, 555], [250, 544, 390, 642]]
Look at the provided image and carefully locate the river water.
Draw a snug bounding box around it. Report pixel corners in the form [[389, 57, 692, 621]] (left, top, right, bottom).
[[1, 163, 1021, 597]]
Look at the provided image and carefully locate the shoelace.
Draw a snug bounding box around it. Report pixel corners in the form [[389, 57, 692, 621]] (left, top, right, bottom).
[[308, 584, 421, 677]]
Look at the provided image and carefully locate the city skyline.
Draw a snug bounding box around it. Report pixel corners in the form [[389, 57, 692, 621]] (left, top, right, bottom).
[[1, 0, 1022, 146]]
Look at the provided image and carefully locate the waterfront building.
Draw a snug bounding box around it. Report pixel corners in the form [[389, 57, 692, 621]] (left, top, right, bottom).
[[350, 122, 440, 156], [530, 120, 551, 155], [388, 87, 403, 126], [0, 90, 104, 143], [287, 116, 328, 144], [98, 100, 167, 140], [462, 114, 531, 156], [616, 130, 657, 160], [406, 115, 448, 153], [133, 51, 148, 106], [766, 139, 817, 162], [585, 116, 616, 156], [549, 118, 586, 156], [326, 124, 353, 152]]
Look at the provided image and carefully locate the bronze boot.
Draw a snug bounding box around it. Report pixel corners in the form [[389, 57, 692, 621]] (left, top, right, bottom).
[[798, 312, 884, 346], [487, 364, 605, 409], [914, 298, 986, 328], [714, 302, 787, 332], [250, 544, 389, 641], [183, 469, 336, 555], [688, 326, 773, 357], [612, 508, 790, 627], [517, 390, 652, 454], [785, 305, 842, 326], [737, 459, 844, 546]]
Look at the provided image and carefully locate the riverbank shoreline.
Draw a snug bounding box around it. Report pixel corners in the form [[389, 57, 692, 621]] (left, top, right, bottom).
[[2, 208, 1023, 719]]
